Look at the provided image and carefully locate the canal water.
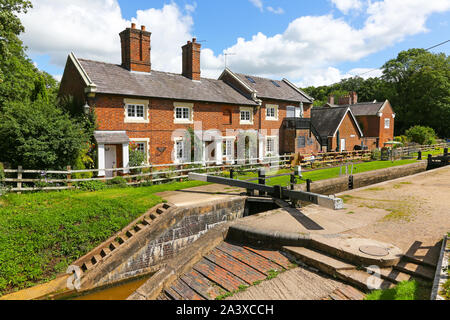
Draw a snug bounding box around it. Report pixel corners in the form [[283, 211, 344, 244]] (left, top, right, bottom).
[[72, 276, 151, 300]]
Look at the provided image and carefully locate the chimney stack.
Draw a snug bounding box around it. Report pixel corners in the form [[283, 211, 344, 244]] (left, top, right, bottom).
[[338, 91, 358, 105], [182, 38, 201, 81], [350, 91, 358, 105], [119, 23, 151, 72], [328, 95, 335, 105]]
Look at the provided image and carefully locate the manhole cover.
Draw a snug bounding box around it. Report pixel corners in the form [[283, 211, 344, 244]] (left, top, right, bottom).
[[359, 245, 389, 257]]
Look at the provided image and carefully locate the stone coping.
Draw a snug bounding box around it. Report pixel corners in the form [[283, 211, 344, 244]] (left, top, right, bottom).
[[431, 234, 449, 300]]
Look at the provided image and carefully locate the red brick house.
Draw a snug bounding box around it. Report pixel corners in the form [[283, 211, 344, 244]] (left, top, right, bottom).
[[325, 92, 396, 149], [59, 24, 314, 176], [311, 106, 364, 152]]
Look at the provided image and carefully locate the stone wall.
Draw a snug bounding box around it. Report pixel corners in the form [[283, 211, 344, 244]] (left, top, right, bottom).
[[296, 161, 427, 195], [95, 197, 246, 286]]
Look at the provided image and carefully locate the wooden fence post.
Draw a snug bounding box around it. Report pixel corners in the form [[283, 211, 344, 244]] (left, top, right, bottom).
[[149, 164, 153, 185], [17, 165, 22, 192], [67, 166, 72, 188]]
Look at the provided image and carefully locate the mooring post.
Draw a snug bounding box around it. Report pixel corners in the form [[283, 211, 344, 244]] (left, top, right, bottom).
[[428, 153, 433, 169], [258, 167, 266, 196], [348, 175, 354, 190], [417, 150, 422, 160], [290, 173, 296, 191], [230, 168, 234, 180], [444, 148, 449, 166], [306, 179, 312, 192]]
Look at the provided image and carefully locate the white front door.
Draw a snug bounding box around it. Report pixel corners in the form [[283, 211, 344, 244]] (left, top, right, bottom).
[[105, 145, 117, 177], [340, 139, 346, 152]]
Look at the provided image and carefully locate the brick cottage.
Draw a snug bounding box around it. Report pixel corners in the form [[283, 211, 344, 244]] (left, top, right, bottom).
[[59, 23, 314, 176], [325, 92, 396, 150]]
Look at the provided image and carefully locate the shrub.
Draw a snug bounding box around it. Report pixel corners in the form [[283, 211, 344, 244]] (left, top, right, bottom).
[[371, 149, 381, 160], [72, 144, 94, 179], [106, 176, 128, 188], [76, 180, 106, 192], [394, 135, 408, 145], [0, 163, 6, 196], [406, 126, 437, 145], [0, 163, 4, 181]]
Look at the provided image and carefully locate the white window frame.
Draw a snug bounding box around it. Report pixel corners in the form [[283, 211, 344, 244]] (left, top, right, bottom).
[[240, 107, 253, 125], [265, 136, 277, 156], [174, 137, 187, 163], [385, 118, 391, 129], [130, 138, 150, 164], [265, 104, 279, 121], [222, 137, 236, 161], [174, 102, 194, 124], [124, 98, 149, 123]]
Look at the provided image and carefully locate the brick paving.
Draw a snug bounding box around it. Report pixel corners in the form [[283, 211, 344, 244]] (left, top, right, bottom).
[[159, 242, 292, 300]]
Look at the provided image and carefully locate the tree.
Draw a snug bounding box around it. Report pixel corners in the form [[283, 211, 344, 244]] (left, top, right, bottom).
[[382, 49, 450, 137], [0, 98, 89, 169], [0, 0, 38, 109], [405, 126, 437, 145]]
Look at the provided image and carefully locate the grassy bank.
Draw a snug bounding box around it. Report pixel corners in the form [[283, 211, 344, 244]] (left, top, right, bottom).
[[0, 180, 207, 296], [235, 159, 418, 186], [365, 280, 432, 300]]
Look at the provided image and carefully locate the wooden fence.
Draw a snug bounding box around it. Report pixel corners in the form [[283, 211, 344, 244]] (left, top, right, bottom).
[[1, 144, 446, 192]]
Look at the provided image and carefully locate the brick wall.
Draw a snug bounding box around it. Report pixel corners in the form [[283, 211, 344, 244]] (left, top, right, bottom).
[[356, 102, 395, 149], [93, 93, 312, 164], [378, 102, 395, 146], [59, 58, 86, 106], [329, 113, 362, 152]]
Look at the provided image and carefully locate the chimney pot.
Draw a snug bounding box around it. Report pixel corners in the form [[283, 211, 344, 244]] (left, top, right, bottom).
[[192, 38, 197, 43], [141, 25, 146, 31], [131, 23, 136, 29]]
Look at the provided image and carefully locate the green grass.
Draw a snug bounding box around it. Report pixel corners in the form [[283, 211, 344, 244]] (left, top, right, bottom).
[[0, 180, 207, 296], [235, 159, 417, 187], [364, 280, 431, 300]]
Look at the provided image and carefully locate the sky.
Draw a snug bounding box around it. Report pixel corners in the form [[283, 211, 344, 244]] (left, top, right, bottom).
[[19, 0, 450, 87]]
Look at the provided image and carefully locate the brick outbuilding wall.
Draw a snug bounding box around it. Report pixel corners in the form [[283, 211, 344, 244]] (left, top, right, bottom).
[[329, 113, 363, 152]]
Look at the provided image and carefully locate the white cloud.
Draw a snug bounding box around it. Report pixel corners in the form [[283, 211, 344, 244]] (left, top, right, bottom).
[[331, 0, 363, 14], [267, 7, 285, 14], [19, 0, 450, 87], [249, 0, 264, 12], [202, 0, 450, 85], [20, 1, 194, 74], [185, 2, 197, 14]]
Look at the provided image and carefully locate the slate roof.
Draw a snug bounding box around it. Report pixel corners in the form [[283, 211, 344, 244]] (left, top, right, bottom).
[[346, 102, 386, 116], [78, 59, 258, 106], [233, 72, 313, 104], [311, 106, 362, 138], [94, 131, 130, 144]]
